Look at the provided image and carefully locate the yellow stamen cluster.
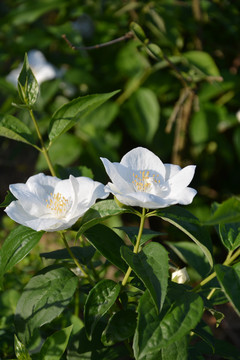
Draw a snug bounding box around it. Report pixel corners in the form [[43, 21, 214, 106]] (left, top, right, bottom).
[[46, 192, 68, 216], [132, 171, 160, 192]]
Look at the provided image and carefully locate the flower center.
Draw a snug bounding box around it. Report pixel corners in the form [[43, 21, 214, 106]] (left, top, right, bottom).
[[46, 192, 69, 218], [132, 171, 160, 192]]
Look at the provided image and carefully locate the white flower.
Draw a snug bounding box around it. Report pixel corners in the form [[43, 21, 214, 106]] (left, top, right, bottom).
[[100, 147, 197, 209], [5, 173, 109, 232], [6, 50, 60, 86], [171, 267, 189, 284]]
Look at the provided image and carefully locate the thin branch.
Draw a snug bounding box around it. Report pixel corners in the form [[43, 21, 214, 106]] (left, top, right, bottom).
[[62, 32, 133, 51]]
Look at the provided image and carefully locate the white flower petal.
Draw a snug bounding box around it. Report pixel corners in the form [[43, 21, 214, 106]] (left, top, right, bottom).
[[120, 147, 166, 178], [100, 158, 133, 192], [164, 164, 181, 181], [5, 173, 107, 232], [173, 187, 197, 205], [167, 165, 196, 192]]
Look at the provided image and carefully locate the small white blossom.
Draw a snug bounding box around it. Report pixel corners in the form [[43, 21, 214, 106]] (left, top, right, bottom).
[[6, 50, 60, 86], [101, 147, 197, 209], [5, 173, 109, 232], [236, 110, 240, 123], [171, 268, 190, 284]]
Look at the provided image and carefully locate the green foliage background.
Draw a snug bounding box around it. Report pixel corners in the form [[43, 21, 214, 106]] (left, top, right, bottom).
[[1, 1, 240, 358]]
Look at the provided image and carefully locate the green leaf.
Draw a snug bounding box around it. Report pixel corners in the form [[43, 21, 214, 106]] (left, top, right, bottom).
[[166, 241, 211, 277], [0, 190, 16, 208], [0, 115, 37, 148], [14, 335, 32, 360], [18, 53, 39, 106], [101, 309, 137, 346], [48, 90, 120, 144], [38, 325, 73, 360], [205, 198, 240, 225], [84, 224, 127, 272], [0, 226, 44, 288], [84, 279, 121, 340], [215, 264, 240, 316], [116, 226, 164, 246], [156, 206, 213, 268], [219, 222, 240, 251], [40, 246, 95, 265], [183, 51, 220, 77], [160, 336, 188, 360], [15, 266, 78, 345], [133, 288, 203, 359], [121, 242, 169, 312], [124, 87, 160, 144], [77, 200, 133, 238]]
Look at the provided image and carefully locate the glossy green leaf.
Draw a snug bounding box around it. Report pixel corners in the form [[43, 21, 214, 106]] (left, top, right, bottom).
[[121, 242, 169, 311], [0, 115, 37, 147], [160, 336, 188, 360], [84, 279, 121, 340], [40, 246, 95, 265], [15, 266, 78, 345], [124, 87, 160, 144], [37, 325, 73, 360], [166, 241, 211, 277], [48, 90, 120, 143], [204, 197, 240, 225], [84, 224, 127, 272], [101, 309, 137, 346], [133, 288, 203, 359], [14, 335, 32, 360], [0, 226, 44, 288], [116, 226, 163, 246], [156, 206, 213, 268], [215, 264, 240, 316], [219, 222, 240, 251], [18, 53, 39, 106], [77, 200, 133, 238]]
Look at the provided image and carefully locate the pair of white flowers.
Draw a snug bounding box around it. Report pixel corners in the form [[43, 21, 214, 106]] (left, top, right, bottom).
[[5, 147, 197, 232]]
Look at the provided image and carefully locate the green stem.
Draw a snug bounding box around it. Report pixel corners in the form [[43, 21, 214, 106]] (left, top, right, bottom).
[[194, 247, 240, 292], [61, 232, 90, 280], [121, 208, 146, 287], [29, 109, 56, 177]]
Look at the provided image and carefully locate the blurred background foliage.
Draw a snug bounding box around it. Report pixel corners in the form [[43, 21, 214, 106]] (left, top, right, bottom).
[[1, 1, 240, 357], [1, 0, 240, 222]]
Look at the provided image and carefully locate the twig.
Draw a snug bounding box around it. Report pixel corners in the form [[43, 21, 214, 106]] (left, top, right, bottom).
[[165, 89, 190, 133], [62, 32, 133, 51]]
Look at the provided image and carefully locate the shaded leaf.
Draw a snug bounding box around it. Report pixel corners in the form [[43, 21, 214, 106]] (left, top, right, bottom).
[[219, 222, 240, 251], [215, 264, 240, 316], [84, 279, 121, 340], [15, 266, 78, 344], [40, 246, 95, 265], [84, 224, 127, 272], [133, 288, 203, 359], [0, 190, 16, 208], [156, 206, 213, 268], [101, 309, 137, 346], [37, 325, 73, 360], [166, 241, 211, 277], [121, 242, 169, 312], [77, 200, 133, 238]]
